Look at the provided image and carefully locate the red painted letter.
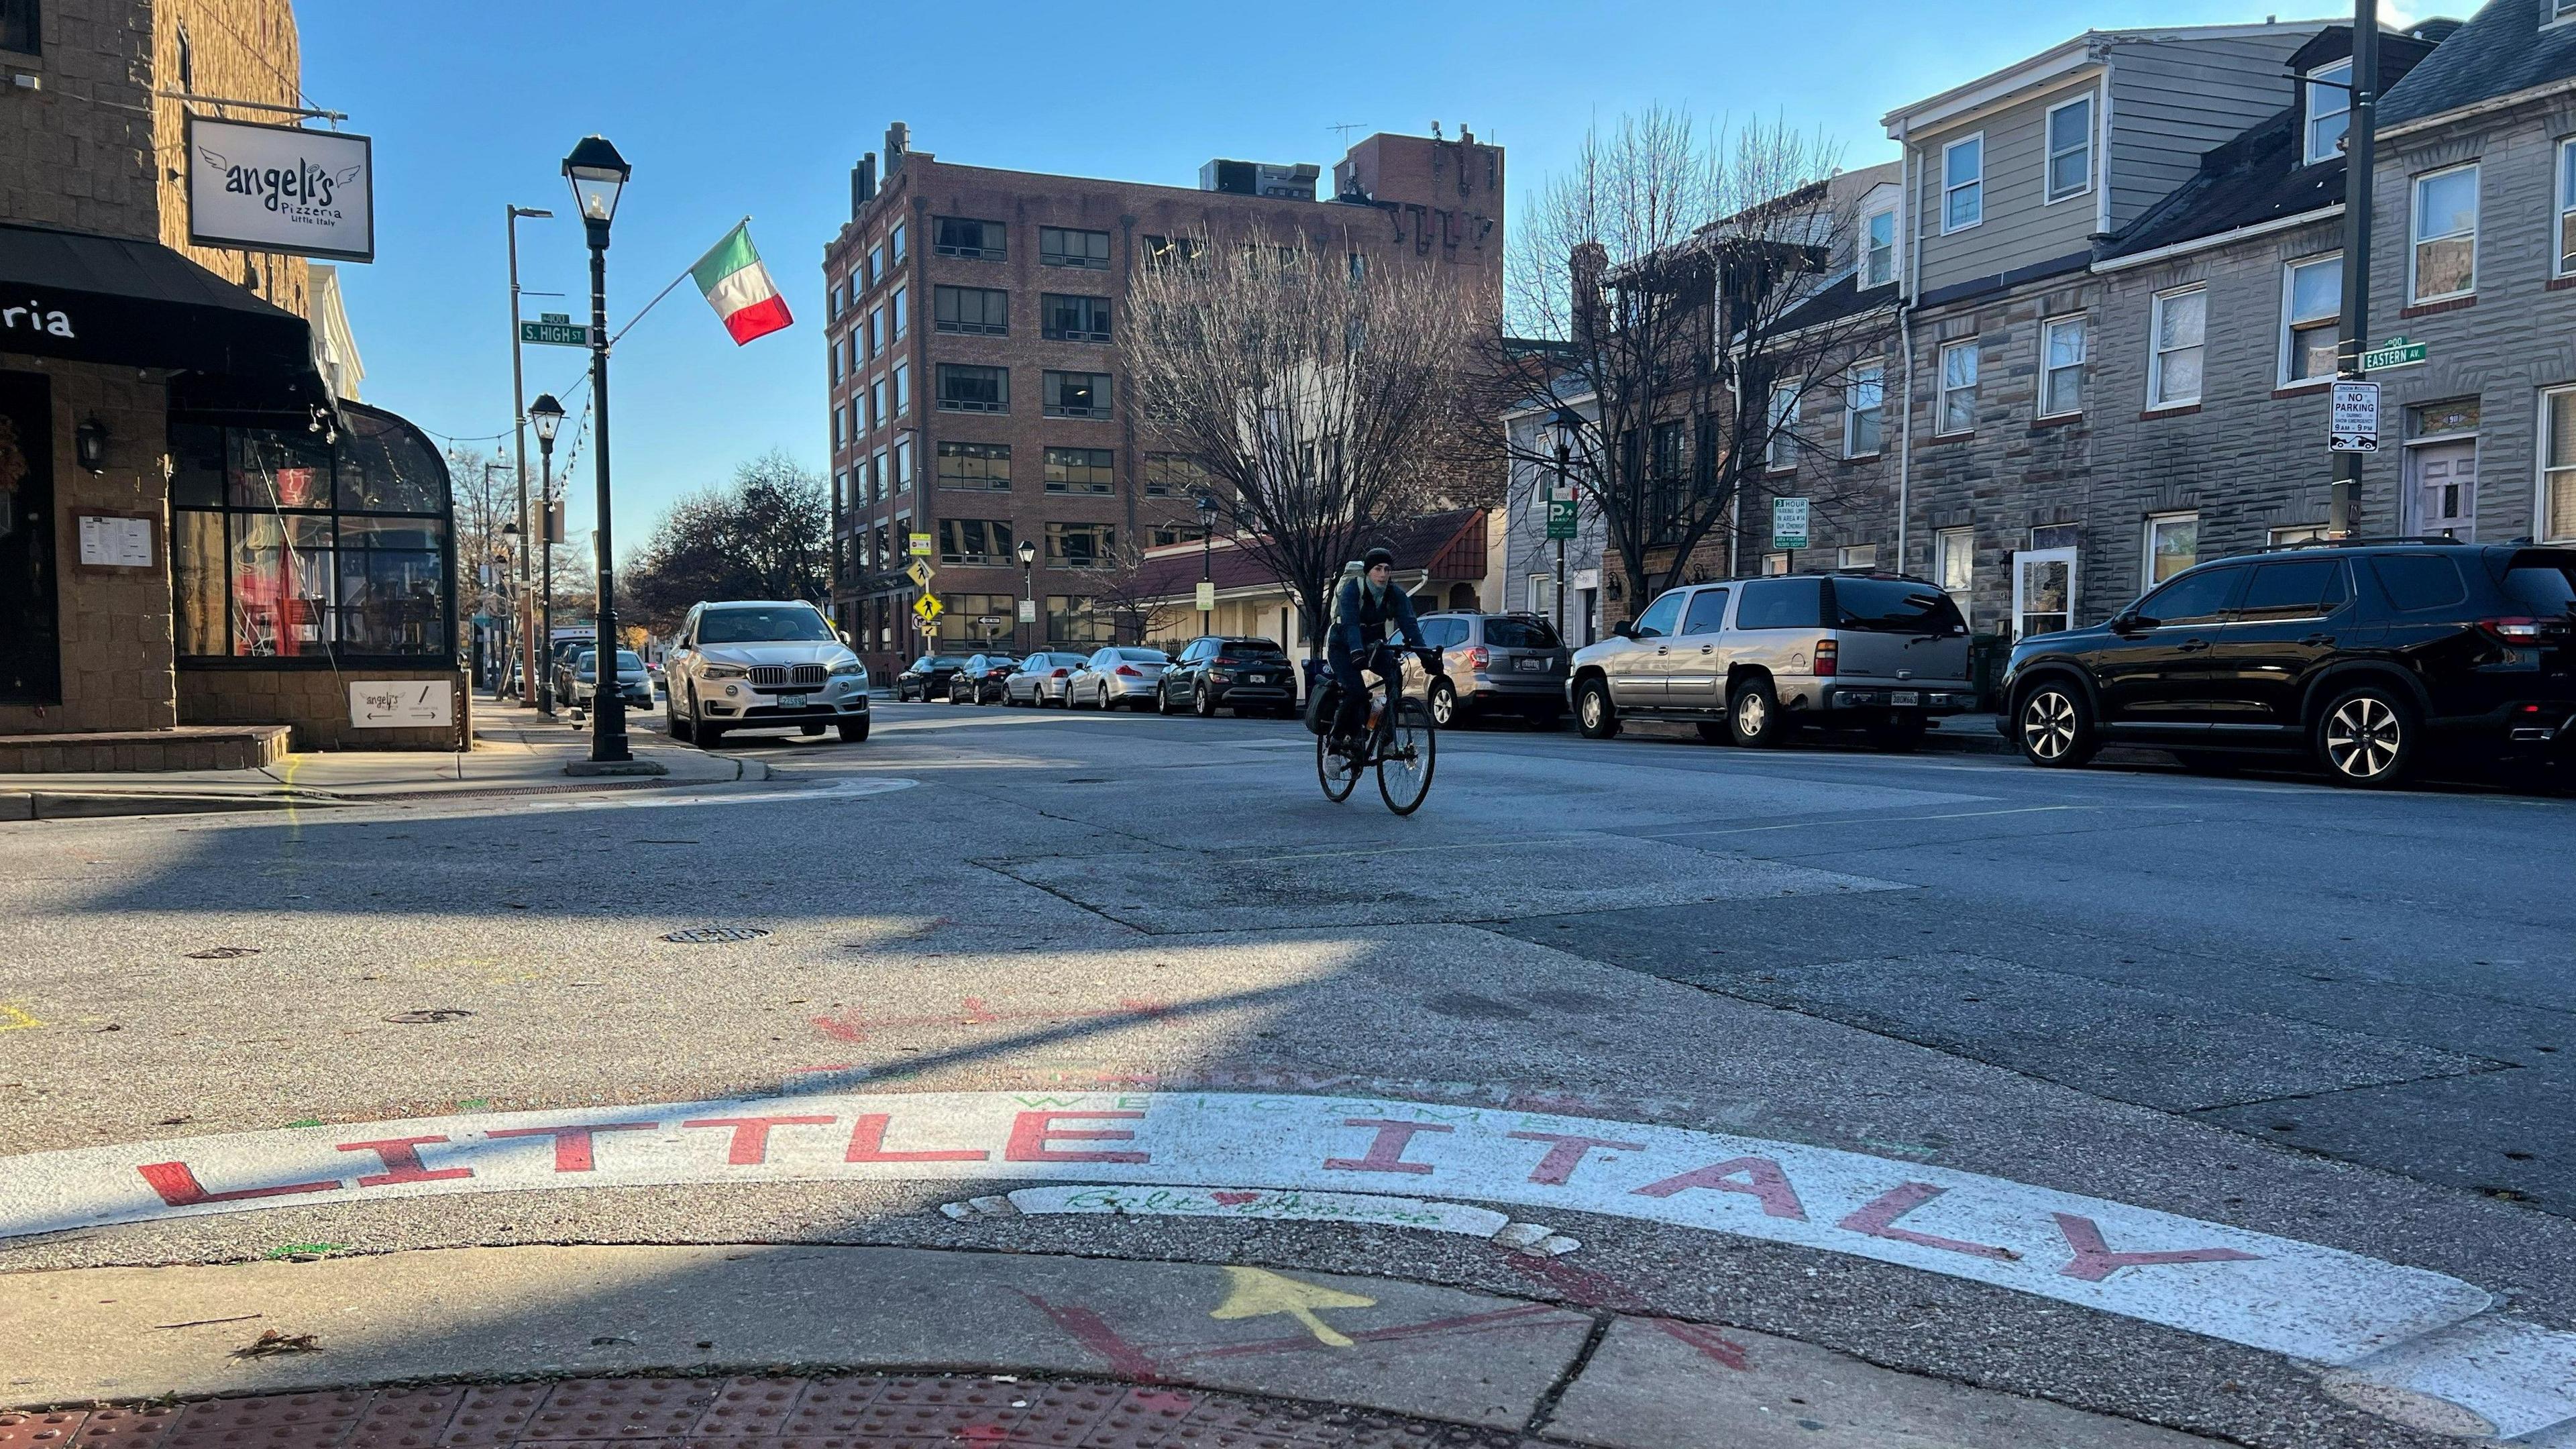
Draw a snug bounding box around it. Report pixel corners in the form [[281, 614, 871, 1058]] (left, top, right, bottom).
[[1837, 1183, 2017, 1260], [486, 1122, 656, 1173], [681, 1115, 837, 1166], [1006, 1110, 1148, 1164], [847, 1114, 990, 1163], [1324, 1118, 1453, 1176], [1507, 1131, 1647, 1186], [338, 1136, 472, 1187], [137, 1162, 339, 1208], [2053, 1213, 2260, 1282], [1630, 1157, 1807, 1220]]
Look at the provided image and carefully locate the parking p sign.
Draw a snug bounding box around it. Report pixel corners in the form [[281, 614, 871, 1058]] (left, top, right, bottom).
[[2330, 381, 2381, 453]]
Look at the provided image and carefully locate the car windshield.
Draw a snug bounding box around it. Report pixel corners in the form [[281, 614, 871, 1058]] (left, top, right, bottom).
[[698, 606, 835, 644], [1483, 618, 1561, 649], [2501, 555, 2576, 615], [613, 651, 643, 671], [1831, 578, 1968, 635], [1116, 649, 1167, 663], [926, 657, 965, 668]]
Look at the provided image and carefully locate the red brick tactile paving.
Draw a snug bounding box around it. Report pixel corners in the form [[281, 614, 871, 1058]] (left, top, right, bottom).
[[28, 1377, 1550, 1449]]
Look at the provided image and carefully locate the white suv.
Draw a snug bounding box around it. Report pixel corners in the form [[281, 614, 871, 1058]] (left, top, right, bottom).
[[665, 600, 870, 747]]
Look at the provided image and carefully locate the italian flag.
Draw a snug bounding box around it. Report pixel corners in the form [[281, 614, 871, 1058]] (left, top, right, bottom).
[[691, 222, 794, 345]]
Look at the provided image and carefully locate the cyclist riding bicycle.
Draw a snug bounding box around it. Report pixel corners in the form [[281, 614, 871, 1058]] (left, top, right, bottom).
[[1327, 546, 1430, 759]]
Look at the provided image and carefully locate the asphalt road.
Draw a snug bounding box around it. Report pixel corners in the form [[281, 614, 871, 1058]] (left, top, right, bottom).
[[3, 698, 2573, 1446]]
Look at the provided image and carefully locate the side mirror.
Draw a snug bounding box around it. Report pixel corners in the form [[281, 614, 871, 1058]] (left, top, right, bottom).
[[1613, 620, 1638, 640], [839, 630, 853, 645], [2111, 611, 2150, 634]]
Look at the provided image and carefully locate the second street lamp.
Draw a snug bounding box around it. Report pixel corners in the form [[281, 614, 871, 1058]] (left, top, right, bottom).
[[562, 134, 641, 769], [1016, 537, 1038, 654], [529, 391, 565, 716]]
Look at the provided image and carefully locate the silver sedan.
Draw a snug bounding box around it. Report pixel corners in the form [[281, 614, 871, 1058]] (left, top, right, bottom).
[[1067, 646, 1169, 710]]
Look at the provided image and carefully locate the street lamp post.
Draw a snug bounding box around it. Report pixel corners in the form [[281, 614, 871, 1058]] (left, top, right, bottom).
[[506, 202, 553, 706], [1016, 538, 1038, 654], [529, 392, 565, 716], [1544, 405, 1584, 643], [564, 135, 635, 767], [1195, 490, 1218, 633], [2329, 0, 2379, 539]]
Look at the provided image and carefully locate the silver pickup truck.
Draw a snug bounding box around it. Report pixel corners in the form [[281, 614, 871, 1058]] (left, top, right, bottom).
[[1567, 572, 1975, 749]]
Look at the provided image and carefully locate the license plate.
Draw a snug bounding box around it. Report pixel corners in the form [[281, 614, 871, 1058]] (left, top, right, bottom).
[[1891, 691, 1919, 706], [780, 693, 808, 709], [1517, 657, 1548, 672]]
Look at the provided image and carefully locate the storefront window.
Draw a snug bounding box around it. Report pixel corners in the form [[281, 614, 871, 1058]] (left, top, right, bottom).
[[169, 404, 453, 663]]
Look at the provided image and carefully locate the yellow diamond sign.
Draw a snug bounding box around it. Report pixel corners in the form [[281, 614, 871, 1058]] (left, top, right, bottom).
[[905, 559, 935, 589], [912, 594, 944, 623]]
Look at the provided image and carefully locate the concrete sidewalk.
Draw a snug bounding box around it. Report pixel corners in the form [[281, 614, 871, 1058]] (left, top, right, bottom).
[[0, 705, 761, 820]]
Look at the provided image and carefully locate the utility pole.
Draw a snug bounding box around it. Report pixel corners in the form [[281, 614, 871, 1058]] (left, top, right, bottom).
[[2330, 0, 2378, 539], [506, 203, 553, 701]]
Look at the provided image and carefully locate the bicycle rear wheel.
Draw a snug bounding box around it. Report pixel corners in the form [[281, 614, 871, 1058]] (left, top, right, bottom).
[[1317, 729, 1359, 802], [1376, 699, 1437, 814]]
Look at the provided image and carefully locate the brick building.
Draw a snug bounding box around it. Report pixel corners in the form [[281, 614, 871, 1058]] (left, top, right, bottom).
[[0, 0, 460, 765], [821, 123, 1503, 678]]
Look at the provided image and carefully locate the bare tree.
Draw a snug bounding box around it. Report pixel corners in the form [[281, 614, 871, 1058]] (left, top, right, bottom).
[[1124, 236, 1481, 659], [623, 450, 830, 633], [1479, 107, 1890, 617], [1086, 540, 1193, 647]]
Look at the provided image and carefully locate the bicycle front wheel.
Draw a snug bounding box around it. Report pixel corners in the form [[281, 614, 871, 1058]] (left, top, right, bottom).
[[1376, 698, 1438, 814], [1317, 729, 1359, 802]]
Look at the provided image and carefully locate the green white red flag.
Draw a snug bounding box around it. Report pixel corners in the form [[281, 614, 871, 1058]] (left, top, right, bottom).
[[690, 221, 792, 345]]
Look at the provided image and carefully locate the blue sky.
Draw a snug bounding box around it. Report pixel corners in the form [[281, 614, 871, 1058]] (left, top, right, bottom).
[[303, 1, 2370, 552]]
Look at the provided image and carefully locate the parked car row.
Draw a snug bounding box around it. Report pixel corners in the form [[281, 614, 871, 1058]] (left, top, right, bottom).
[[880, 541, 2576, 791]]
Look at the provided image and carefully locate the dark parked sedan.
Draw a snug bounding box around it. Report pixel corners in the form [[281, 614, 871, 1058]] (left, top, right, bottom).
[[2000, 539, 2576, 787], [895, 654, 968, 702], [1159, 636, 1297, 717], [949, 652, 1022, 705]]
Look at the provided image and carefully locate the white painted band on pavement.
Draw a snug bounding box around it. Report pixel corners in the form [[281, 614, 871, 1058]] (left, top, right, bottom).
[[0, 1088, 2566, 1434], [998, 1184, 1513, 1238], [526, 777, 919, 811]]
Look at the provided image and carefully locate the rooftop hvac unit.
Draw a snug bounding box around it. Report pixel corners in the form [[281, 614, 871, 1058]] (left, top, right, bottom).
[[1199, 159, 1321, 201]]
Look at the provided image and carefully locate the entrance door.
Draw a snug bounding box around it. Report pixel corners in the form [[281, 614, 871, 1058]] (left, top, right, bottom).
[[2409, 441, 2477, 540], [2011, 548, 2078, 640], [0, 371, 58, 706]]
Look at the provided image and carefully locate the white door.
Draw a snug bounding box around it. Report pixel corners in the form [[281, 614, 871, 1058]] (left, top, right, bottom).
[[2408, 440, 2476, 540], [2012, 548, 2079, 640]]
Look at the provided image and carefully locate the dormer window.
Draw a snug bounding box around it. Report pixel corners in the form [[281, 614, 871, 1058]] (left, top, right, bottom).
[[1860, 205, 1896, 287], [2305, 59, 2353, 166]]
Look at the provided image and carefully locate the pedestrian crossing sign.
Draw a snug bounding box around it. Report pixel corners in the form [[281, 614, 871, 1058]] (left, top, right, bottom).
[[912, 594, 944, 623]]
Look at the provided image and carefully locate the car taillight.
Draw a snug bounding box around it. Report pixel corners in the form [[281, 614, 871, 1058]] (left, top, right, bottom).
[[2481, 616, 2547, 643], [1116, 665, 1140, 677], [1464, 646, 1489, 669], [1815, 639, 1837, 677], [1052, 668, 1069, 678]]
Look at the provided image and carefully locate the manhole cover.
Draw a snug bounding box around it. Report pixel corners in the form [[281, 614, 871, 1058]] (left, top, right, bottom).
[[384, 1008, 474, 1024], [185, 946, 260, 960], [663, 926, 771, 944]]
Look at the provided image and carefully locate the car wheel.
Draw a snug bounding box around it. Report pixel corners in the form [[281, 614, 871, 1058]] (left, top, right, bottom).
[[2015, 682, 2096, 768], [1574, 678, 1619, 739], [1427, 679, 1460, 729], [1195, 684, 1217, 718], [837, 718, 870, 743], [696, 706, 726, 748], [1729, 678, 1786, 748], [1866, 714, 1927, 753], [2316, 684, 2416, 788], [669, 694, 694, 741]]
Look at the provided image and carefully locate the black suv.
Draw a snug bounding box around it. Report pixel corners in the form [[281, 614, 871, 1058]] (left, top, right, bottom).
[[1159, 636, 1296, 717], [2000, 539, 2576, 787], [949, 652, 1022, 705], [894, 654, 967, 702]]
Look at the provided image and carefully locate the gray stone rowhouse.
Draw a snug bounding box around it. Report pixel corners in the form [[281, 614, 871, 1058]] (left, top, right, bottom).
[[1499, 382, 1605, 645]]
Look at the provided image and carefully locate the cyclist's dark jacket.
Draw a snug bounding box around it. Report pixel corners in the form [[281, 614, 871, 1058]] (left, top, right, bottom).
[[1328, 575, 1426, 664]]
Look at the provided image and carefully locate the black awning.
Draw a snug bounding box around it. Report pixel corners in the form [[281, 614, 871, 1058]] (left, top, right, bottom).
[[0, 221, 315, 378]]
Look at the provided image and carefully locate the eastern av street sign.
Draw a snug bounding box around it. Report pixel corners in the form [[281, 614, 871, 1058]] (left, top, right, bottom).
[[2359, 335, 2428, 372]]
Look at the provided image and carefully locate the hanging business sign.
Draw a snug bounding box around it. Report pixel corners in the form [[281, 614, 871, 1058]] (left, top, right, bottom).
[[186, 115, 376, 263]]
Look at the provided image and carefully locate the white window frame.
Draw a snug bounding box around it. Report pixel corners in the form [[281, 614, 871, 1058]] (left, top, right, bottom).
[[1761, 552, 1792, 576], [2557, 0, 2576, 23], [2409, 163, 2480, 305], [1941, 133, 1984, 233], [2557, 139, 2576, 279], [2304, 59, 2353, 168], [1529, 574, 1556, 616], [1766, 385, 1801, 471], [1936, 338, 1978, 436], [2142, 511, 2200, 589], [2038, 315, 2086, 420], [2269, 523, 2330, 545], [2147, 285, 2207, 410], [2277, 253, 2343, 389], [1837, 544, 1879, 569], [1860, 205, 1897, 288], [2542, 384, 2576, 542], [2043, 94, 2095, 205], [1935, 527, 1975, 619], [1843, 360, 1886, 458]]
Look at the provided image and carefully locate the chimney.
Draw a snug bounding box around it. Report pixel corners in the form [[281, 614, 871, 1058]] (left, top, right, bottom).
[[851, 152, 877, 217], [1571, 241, 1607, 349], [884, 121, 910, 174]]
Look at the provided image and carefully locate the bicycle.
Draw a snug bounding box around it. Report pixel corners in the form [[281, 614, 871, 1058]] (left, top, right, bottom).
[[1315, 642, 1442, 814]]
